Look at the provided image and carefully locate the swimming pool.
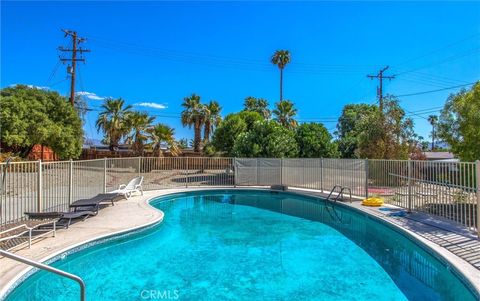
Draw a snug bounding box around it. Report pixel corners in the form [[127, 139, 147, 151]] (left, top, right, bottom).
[[4, 190, 478, 300]]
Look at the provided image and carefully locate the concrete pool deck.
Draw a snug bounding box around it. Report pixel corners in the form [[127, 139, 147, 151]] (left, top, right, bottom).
[[0, 187, 479, 299]]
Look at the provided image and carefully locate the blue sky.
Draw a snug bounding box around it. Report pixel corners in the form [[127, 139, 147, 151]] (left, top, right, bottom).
[[1, 1, 479, 143]]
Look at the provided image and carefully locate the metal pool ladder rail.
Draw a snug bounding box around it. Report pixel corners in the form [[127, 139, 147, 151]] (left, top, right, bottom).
[[323, 185, 353, 224], [0, 249, 86, 301], [326, 185, 352, 203]]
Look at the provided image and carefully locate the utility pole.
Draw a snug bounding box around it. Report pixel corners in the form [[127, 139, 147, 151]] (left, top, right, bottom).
[[59, 29, 90, 106], [367, 66, 395, 112]]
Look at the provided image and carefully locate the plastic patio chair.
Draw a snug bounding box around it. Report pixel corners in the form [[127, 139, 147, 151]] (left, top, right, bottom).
[[110, 176, 144, 199]]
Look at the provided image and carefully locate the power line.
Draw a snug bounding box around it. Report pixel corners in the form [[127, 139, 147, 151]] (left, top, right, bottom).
[[405, 106, 443, 114], [45, 61, 62, 86], [88, 35, 377, 68], [406, 71, 471, 85], [393, 47, 480, 77], [405, 109, 442, 120], [399, 72, 470, 88], [86, 35, 380, 75], [49, 78, 69, 88], [395, 82, 476, 97], [393, 33, 480, 68], [405, 109, 441, 120], [399, 77, 452, 89]]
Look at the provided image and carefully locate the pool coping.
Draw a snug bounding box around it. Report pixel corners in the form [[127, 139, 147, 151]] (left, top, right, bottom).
[[1, 187, 479, 299]]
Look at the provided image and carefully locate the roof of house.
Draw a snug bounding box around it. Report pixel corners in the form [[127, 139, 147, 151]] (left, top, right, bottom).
[[422, 152, 456, 160]]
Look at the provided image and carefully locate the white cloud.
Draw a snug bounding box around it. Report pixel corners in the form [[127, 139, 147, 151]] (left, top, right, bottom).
[[76, 91, 105, 100], [10, 84, 49, 90], [135, 102, 168, 110]]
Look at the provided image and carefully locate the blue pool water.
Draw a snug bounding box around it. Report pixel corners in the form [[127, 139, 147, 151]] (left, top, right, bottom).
[[5, 190, 477, 301]]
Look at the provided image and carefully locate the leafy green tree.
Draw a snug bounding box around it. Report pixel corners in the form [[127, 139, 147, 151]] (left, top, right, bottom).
[[295, 123, 338, 158], [273, 99, 298, 129], [243, 96, 271, 119], [356, 96, 415, 159], [148, 123, 179, 156], [271, 50, 291, 101], [0, 85, 83, 159], [96, 98, 132, 151], [202, 141, 219, 157], [438, 82, 480, 161], [428, 115, 438, 150], [181, 94, 206, 153], [212, 111, 263, 156], [232, 120, 298, 158], [336, 104, 377, 158], [237, 110, 264, 129], [203, 100, 222, 141], [125, 111, 155, 155]]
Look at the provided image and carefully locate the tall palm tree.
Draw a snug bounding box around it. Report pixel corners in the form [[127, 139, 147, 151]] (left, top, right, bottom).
[[125, 112, 155, 155], [428, 115, 438, 150], [181, 94, 206, 153], [271, 50, 291, 101], [148, 123, 179, 156], [203, 100, 222, 141], [273, 99, 298, 129], [243, 96, 271, 119], [95, 98, 132, 151]]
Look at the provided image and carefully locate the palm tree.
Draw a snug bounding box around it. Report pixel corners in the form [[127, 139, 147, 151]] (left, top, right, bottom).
[[148, 123, 179, 156], [243, 96, 271, 119], [125, 112, 155, 155], [203, 100, 222, 141], [273, 99, 298, 129], [181, 94, 206, 153], [177, 138, 189, 149], [271, 50, 291, 101], [428, 115, 438, 150], [95, 98, 132, 151]]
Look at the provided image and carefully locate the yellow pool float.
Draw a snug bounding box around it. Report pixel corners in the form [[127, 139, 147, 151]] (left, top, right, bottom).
[[362, 197, 384, 207]]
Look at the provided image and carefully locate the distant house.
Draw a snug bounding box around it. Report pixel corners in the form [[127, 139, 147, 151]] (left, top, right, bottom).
[[28, 145, 59, 161], [422, 151, 458, 162]]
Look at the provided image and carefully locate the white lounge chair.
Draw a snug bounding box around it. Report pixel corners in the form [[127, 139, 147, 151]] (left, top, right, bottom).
[[110, 176, 144, 199]]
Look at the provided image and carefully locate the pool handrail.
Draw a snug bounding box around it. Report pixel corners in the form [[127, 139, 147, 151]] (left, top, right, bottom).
[[0, 249, 86, 301]]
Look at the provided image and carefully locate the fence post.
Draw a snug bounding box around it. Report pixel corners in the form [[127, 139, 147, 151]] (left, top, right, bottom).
[[407, 159, 412, 213], [138, 157, 141, 176], [476, 160, 480, 238], [103, 158, 107, 193], [256, 158, 259, 186], [68, 159, 73, 205], [303, 158, 306, 188], [365, 159, 369, 199], [320, 158, 324, 192], [233, 158, 237, 188], [280, 158, 284, 186], [37, 160, 42, 212], [185, 157, 189, 188]]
